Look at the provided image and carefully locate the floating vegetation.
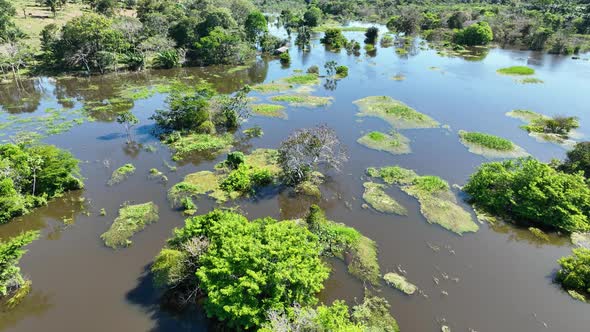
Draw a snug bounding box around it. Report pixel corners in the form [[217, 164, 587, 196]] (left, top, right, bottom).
[[282, 73, 320, 85], [528, 227, 550, 242], [383, 272, 417, 295], [270, 95, 333, 108], [108, 163, 136, 186], [226, 65, 250, 74], [519, 77, 544, 84], [243, 126, 264, 137], [166, 133, 234, 160], [295, 172, 324, 198], [458, 130, 528, 159], [119, 86, 153, 100], [497, 66, 535, 75], [312, 25, 368, 32], [0, 107, 93, 139], [250, 104, 287, 118], [362, 182, 407, 215], [567, 290, 587, 302], [571, 232, 590, 249], [251, 82, 291, 93], [5, 280, 32, 309], [101, 202, 159, 248], [168, 149, 281, 204], [367, 166, 479, 235], [148, 168, 167, 183], [357, 131, 411, 155], [354, 96, 439, 129], [391, 74, 406, 81], [506, 110, 579, 146]]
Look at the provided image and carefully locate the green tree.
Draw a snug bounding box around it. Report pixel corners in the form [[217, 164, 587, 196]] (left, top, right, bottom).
[[0, 231, 39, 297], [245, 11, 267, 43], [364, 26, 379, 44], [320, 28, 348, 49], [557, 248, 590, 295], [0, 0, 22, 42], [116, 110, 139, 144], [560, 142, 590, 178], [194, 27, 247, 65], [163, 210, 330, 329], [303, 6, 322, 27], [464, 157, 590, 233], [454, 21, 494, 46], [151, 85, 214, 132]]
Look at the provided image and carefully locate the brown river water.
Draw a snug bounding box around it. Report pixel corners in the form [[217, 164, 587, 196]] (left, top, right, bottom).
[[1, 27, 589, 331]]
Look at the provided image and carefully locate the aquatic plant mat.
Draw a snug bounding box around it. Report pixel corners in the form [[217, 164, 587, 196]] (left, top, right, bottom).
[[250, 104, 287, 118], [366, 166, 478, 235], [108, 164, 136, 186], [166, 133, 234, 160], [270, 95, 333, 107], [506, 110, 578, 146], [354, 96, 439, 129], [458, 130, 527, 158], [497, 66, 535, 76], [383, 272, 417, 295], [101, 202, 159, 248], [358, 131, 411, 155], [362, 182, 407, 215]]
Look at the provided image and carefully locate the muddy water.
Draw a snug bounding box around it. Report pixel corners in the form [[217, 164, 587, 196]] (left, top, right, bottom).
[[1, 28, 590, 332]]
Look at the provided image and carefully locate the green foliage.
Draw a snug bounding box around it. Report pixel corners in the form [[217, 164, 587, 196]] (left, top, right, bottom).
[[220, 163, 273, 194], [497, 66, 535, 75], [226, 151, 246, 169], [557, 248, 590, 297], [0, 231, 39, 298], [464, 158, 590, 233], [0, 0, 22, 42], [454, 22, 493, 46], [245, 11, 268, 43], [108, 163, 136, 186], [336, 65, 349, 77], [152, 86, 214, 132], [560, 142, 590, 178], [152, 248, 187, 288], [279, 51, 290, 64], [101, 202, 159, 248], [167, 210, 329, 329], [153, 50, 180, 69], [320, 28, 348, 49], [0, 143, 82, 224], [459, 131, 514, 151], [167, 133, 234, 160], [194, 27, 252, 65], [364, 26, 379, 44], [525, 116, 580, 137], [304, 6, 323, 27]]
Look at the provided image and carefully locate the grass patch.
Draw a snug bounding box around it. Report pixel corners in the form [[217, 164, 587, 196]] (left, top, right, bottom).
[[167, 133, 234, 160], [506, 110, 579, 144], [251, 82, 291, 93], [358, 131, 411, 155], [282, 73, 320, 85], [458, 130, 528, 159], [250, 104, 287, 118], [243, 126, 264, 137], [383, 272, 417, 295], [497, 66, 535, 75], [363, 182, 407, 215], [108, 163, 136, 186], [354, 96, 439, 129], [295, 172, 325, 198], [101, 202, 159, 248], [367, 166, 479, 235], [270, 95, 333, 107]]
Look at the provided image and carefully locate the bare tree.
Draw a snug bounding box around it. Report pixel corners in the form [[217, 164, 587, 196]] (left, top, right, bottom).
[[278, 124, 348, 185]]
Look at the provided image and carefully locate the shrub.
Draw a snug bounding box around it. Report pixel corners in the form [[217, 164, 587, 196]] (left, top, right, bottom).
[[464, 157, 590, 233], [151, 85, 214, 132], [454, 21, 493, 46], [320, 29, 348, 49], [226, 151, 245, 169], [557, 248, 590, 297], [364, 26, 379, 44], [153, 50, 180, 68], [279, 52, 290, 64], [560, 142, 590, 178], [336, 65, 349, 77]]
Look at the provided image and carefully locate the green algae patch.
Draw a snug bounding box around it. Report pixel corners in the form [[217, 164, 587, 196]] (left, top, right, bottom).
[[458, 130, 528, 159], [108, 163, 136, 186], [354, 96, 439, 129], [251, 82, 291, 93], [101, 202, 159, 248], [367, 166, 479, 235], [167, 133, 234, 160], [383, 272, 417, 295], [282, 73, 320, 85], [358, 131, 411, 155], [363, 182, 407, 215], [519, 77, 544, 84], [497, 66, 535, 76], [270, 95, 333, 108], [571, 232, 590, 249], [251, 104, 287, 118]]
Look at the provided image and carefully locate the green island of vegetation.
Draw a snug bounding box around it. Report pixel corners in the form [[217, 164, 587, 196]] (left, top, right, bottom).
[[270, 95, 333, 107], [497, 66, 535, 76], [151, 205, 393, 329], [250, 104, 287, 118], [101, 202, 159, 249], [458, 130, 528, 159], [107, 163, 136, 186], [0, 231, 39, 308], [383, 272, 418, 295], [358, 131, 411, 155], [556, 248, 590, 303], [0, 142, 83, 224], [363, 182, 408, 215], [367, 166, 479, 235], [354, 96, 439, 129], [507, 109, 580, 144]]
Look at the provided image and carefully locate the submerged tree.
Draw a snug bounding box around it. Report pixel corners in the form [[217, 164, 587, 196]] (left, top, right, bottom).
[[278, 125, 348, 184], [116, 110, 139, 144]]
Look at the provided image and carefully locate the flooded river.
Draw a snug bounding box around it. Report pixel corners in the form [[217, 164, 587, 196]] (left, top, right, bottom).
[[1, 27, 589, 331]]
